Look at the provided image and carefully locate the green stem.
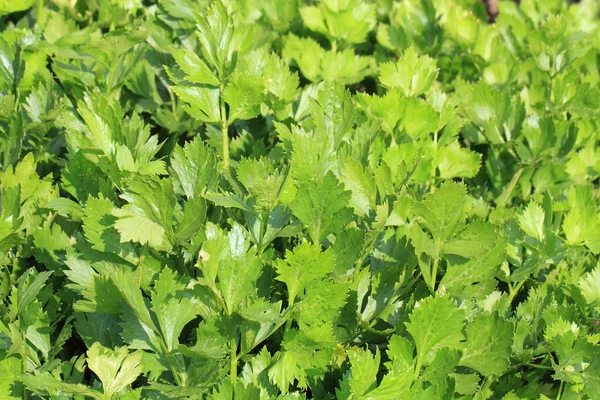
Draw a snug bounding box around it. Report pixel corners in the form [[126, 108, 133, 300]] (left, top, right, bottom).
[[556, 381, 564, 400], [412, 355, 423, 383], [331, 40, 338, 52], [167, 354, 184, 387], [106, 66, 116, 97], [508, 280, 526, 304], [220, 82, 229, 169], [285, 297, 295, 332], [169, 89, 178, 121], [430, 258, 439, 293], [257, 210, 270, 255], [360, 320, 394, 336], [353, 230, 380, 277], [230, 335, 237, 384], [525, 362, 553, 370], [21, 333, 28, 400], [546, 76, 554, 113], [476, 376, 494, 396], [497, 166, 523, 207], [36, 0, 44, 25]]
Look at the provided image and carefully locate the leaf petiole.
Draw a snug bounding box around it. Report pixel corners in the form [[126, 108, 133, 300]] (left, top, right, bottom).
[[220, 82, 229, 169]]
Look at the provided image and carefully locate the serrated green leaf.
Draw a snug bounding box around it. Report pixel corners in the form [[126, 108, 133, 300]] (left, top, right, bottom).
[[411, 181, 469, 257], [83, 197, 132, 256], [275, 240, 335, 306], [296, 279, 349, 327], [225, 72, 265, 122], [198, 223, 262, 314], [300, 0, 376, 45], [440, 222, 507, 296], [195, 0, 235, 78], [310, 81, 356, 149], [172, 85, 221, 123], [379, 47, 438, 96], [399, 98, 439, 139], [579, 268, 600, 307], [406, 296, 465, 373], [112, 178, 176, 251], [339, 158, 376, 217], [459, 313, 513, 376], [290, 173, 353, 243], [21, 371, 102, 399], [421, 347, 461, 386], [268, 351, 300, 394], [282, 35, 371, 85], [563, 206, 600, 252], [339, 348, 380, 398], [172, 47, 220, 86], [86, 343, 143, 399], [386, 335, 414, 373], [518, 201, 545, 241], [151, 269, 200, 351], [436, 141, 481, 179], [171, 135, 217, 199]]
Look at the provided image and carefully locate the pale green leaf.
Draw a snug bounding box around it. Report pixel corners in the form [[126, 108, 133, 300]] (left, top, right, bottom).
[[268, 351, 300, 394], [405, 296, 465, 369], [0, 0, 35, 15], [399, 98, 439, 139], [579, 267, 600, 307], [518, 201, 545, 241], [171, 47, 219, 86], [172, 85, 221, 123], [379, 47, 438, 96], [343, 348, 380, 397], [436, 141, 481, 179], [563, 206, 600, 252], [86, 343, 143, 398], [111, 178, 176, 251], [195, 0, 235, 77], [150, 269, 200, 351], [411, 181, 469, 253], [171, 135, 217, 199], [225, 72, 265, 122], [290, 173, 353, 243], [339, 158, 376, 217], [275, 240, 335, 305]]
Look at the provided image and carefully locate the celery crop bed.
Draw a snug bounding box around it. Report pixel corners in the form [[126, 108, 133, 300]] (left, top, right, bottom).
[[1, 0, 600, 399]]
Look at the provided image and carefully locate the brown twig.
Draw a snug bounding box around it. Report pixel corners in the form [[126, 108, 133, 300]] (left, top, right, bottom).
[[484, 0, 499, 22]]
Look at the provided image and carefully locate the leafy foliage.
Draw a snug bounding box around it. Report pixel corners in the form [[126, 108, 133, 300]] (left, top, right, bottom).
[[1, 0, 600, 399]]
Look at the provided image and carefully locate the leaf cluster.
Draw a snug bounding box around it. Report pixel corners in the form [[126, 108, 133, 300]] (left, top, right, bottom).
[[1, 0, 600, 399]]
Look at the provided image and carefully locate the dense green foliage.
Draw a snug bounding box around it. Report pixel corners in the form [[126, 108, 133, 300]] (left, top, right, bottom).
[[1, 0, 600, 398]]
